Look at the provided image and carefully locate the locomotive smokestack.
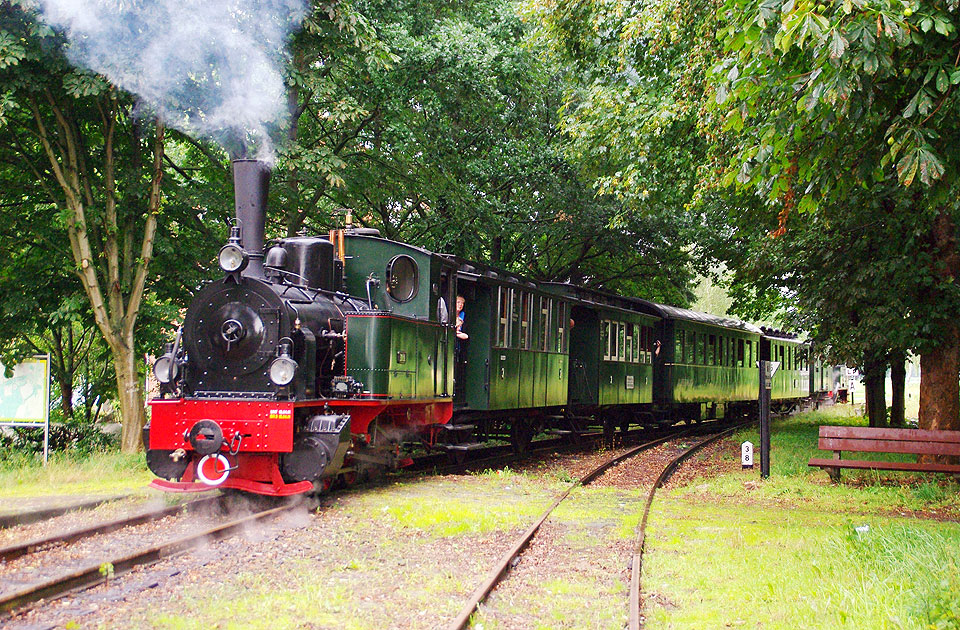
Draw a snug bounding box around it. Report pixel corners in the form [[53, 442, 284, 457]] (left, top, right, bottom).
[[232, 159, 270, 278]]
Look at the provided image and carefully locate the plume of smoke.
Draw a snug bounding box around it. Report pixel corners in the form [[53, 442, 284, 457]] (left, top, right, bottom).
[[35, 0, 308, 162]]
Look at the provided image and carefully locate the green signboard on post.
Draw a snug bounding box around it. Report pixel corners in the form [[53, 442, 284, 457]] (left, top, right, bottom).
[[0, 355, 51, 462]]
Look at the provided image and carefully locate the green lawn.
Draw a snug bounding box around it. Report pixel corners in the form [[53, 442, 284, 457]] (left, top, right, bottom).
[[643, 406, 960, 629], [0, 450, 153, 499]]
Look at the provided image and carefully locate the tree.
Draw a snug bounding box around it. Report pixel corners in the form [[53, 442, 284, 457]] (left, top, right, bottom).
[[0, 6, 164, 451], [710, 0, 960, 432], [531, 0, 960, 432], [279, 0, 696, 302]]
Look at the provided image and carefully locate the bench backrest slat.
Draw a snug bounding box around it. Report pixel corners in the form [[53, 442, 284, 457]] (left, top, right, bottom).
[[818, 437, 960, 457], [819, 425, 960, 444]]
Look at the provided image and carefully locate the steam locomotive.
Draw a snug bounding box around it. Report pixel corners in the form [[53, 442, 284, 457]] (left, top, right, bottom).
[[145, 160, 838, 496]]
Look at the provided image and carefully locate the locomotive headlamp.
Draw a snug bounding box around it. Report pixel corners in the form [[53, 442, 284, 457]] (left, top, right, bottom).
[[218, 242, 248, 273], [269, 340, 297, 386], [153, 353, 178, 384]]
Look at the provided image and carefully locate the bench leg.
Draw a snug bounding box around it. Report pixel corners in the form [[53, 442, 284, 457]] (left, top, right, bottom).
[[827, 450, 842, 482]]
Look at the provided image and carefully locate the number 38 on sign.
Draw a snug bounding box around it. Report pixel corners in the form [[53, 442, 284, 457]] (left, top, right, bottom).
[[741, 441, 754, 469]]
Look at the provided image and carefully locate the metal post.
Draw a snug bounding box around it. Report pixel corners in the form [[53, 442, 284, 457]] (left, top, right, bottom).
[[42, 354, 50, 465], [758, 360, 770, 479]]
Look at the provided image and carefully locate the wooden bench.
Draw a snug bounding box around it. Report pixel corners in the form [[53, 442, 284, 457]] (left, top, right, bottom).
[[808, 425, 960, 481]]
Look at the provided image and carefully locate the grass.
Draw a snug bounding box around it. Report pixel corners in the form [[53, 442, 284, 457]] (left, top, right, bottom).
[[643, 405, 960, 629], [16, 405, 958, 630], [0, 449, 152, 499], [150, 575, 362, 630], [644, 500, 960, 629], [345, 470, 557, 537], [678, 406, 960, 517]]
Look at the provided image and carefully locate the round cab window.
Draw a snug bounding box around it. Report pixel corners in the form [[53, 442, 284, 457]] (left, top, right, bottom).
[[386, 255, 418, 302]]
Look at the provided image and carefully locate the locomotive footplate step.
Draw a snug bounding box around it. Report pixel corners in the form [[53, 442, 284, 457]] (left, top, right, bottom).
[[435, 424, 476, 432]]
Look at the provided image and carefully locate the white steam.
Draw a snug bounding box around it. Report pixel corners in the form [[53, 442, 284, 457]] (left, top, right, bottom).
[[35, 0, 308, 161]]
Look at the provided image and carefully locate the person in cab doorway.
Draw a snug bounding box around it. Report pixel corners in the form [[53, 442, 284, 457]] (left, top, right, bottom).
[[456, 295, 468, 341]]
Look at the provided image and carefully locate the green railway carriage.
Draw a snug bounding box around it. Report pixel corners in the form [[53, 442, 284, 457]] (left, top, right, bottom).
[[542, 284, 658, 410], [808, 345, 832, 397], [646, 304, 762, 420], [454, 263, 570, 412], [340, 233, 456, 400], [759, 331, 809, 402]]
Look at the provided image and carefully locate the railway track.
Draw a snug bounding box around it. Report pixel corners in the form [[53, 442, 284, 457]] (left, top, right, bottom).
[[0, 495, 132, 530], [0, 497, 304, 615], [422, 420, 731, 477], [0, 495, 223, 562], [0, 418, 738, 623], [626, 422, 749, 629], [445, 421, 750, 630]]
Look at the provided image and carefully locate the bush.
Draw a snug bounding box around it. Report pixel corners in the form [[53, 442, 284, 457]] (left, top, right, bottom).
[[1, 419, 117, 458]]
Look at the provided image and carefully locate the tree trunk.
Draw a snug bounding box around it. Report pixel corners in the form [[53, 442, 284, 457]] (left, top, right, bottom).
[[30, 93, 164, 454], [57, 372, 75, 420], [491, 236, 502, 267], [862, 352, 887, 428], [113, 334, 144, 452], [888, 350, 906, 428], [919, 327, 959, 432], [918, 207, 960, 441]]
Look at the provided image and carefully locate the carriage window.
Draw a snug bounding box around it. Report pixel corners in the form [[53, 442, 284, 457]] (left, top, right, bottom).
[[707, 334, 716, 365], [618, 322, 626, 361], [626, 324, 634, 364], [540, 297, 551, 352], [611, 321, 619, 360], [510, 289, 521, 349], [602, 320, 611, 361], [684, 330, 693, 363], [611, 321, 618, 360], [520, 292, 531, 350], [718, 336, 724, 366], [738, 339, 745, 367], [496, 287, 510, 347], [674, 329, 682, 363], [634, 326, 641, 363], [555, 302, 567, 353]]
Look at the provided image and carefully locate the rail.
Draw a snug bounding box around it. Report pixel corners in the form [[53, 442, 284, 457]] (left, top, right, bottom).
[[445, 427, 695, 630], [0, 500, 302, 615]]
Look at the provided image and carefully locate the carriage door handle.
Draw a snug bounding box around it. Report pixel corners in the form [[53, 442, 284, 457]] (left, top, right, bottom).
[[501, 367, 505, 379]]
